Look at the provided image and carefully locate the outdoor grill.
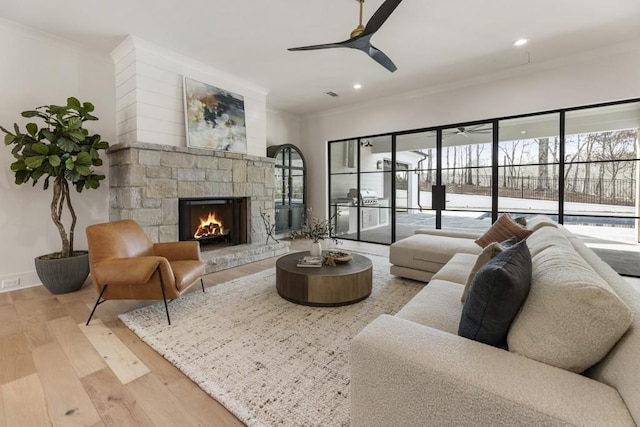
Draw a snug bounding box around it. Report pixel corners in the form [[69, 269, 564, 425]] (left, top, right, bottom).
[[348, 188, 379, 206]]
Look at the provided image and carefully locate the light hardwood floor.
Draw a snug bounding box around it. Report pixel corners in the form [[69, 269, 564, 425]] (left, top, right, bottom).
[[1, 239, 638, 426]]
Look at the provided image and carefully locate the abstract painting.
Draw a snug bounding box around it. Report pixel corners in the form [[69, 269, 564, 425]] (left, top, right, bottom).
[[183, 77, 247, 153]]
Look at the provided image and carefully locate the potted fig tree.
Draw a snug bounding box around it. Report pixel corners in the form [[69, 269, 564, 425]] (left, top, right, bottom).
[[1, 97, 109, 294]]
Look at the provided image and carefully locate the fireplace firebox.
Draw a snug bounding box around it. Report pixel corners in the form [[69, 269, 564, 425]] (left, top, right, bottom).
[[178, 198, 248, 247]]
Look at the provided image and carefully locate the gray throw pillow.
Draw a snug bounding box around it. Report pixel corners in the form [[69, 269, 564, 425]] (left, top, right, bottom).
[[458, 240, 532, 348]]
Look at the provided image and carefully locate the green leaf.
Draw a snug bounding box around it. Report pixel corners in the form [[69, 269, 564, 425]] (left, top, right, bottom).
[[41, 129, 56, 142], [65, 158, 75, 170], [75, 151, 92, 166], [57, 137, 77, 152], [4, 134, 15, 145], [67, 130, 86, 141], [67, 97, 81, 110], [25, 123, 38, 136], [21, 110, 40, 118], [32, 142, 49, 155], [10, 160, 26, 172], [82, 102, 95, 112], [83, 113, 98, 121], [84, 174, 104, 189], [67, 117, 82, 130], [76, 165, 91, 176], [24, 156, 44, 169], [43, 176, 50, 190], [15, 170, 30, 185], [92, 158, 103, 167], [48, 155, 61, 167]]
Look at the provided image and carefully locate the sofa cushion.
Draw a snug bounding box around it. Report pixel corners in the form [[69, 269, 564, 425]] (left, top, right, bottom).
[[460, 241, 504, 303], [526, 215, 558, 232], [475, 214, 532, 248], [461, 237, 518, 303], [390, 233, 481, 272], [458, 240, 532, 347], [431, 253, 478, 285], [525, 225, 573, 257], [396, 280, 463, 334], [507, 246, 634, 373]]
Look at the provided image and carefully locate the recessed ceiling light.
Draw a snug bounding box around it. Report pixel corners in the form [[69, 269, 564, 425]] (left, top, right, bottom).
[[353, 83, 362, 90], [521, 130, 527, 134], [513, 38, 528, 47]]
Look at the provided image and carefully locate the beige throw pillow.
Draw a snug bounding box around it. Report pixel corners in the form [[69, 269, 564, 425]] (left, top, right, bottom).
[[461, 242, 504, 303], [507, 247, 633, 373], [475, 214, 532, 248]]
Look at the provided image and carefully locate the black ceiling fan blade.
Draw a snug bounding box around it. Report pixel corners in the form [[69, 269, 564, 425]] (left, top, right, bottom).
[[288, 40, 349, 51], [362, 0, 403, 37], [367, 44, 397, 72]]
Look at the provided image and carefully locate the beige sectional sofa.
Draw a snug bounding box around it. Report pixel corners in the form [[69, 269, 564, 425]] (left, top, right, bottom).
[[351, 217, 639, 426]]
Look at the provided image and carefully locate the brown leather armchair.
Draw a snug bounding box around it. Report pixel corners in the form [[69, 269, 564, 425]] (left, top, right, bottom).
[[85, 219, 205, 325]]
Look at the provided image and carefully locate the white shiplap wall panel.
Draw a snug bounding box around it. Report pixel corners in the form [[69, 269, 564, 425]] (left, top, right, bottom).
[[136, 74, 183, 100], [137, 129, 184, 147], [137, 103, 183, 125], [111, 35, 268, 154], [136, 116, 184, 137], [116, 104, 137, 127]]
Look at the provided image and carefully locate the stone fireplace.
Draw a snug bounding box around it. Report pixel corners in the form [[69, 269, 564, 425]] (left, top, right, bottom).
[[107, 142, 288, 272]]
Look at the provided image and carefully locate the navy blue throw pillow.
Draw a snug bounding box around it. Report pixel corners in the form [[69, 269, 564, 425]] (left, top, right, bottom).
[[458, 240, 532, 348]]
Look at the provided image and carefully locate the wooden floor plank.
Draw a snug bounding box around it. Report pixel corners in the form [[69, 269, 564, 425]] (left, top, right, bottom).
[[0, 303, 21, 338], [0, 292, 12, 306], [2, 373, 51, 426], [0, 332, 36, 385], [47, 316, 107, 378], [126, 372, 211, 426], [81, 368, 156, 426], [32, 341, 101, 426], [0, 387, 6, 427], [79, 319, 150, 384]]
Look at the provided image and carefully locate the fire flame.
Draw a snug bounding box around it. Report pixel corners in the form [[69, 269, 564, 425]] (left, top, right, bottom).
[[194, 211, 224, 239]]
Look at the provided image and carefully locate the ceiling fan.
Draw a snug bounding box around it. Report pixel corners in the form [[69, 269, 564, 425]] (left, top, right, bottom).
[[444, 125, 493, 138], [288, 0, 403, 72]]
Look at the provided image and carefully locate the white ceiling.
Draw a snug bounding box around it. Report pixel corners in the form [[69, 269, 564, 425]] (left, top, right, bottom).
[[2, 0, 640, 115]]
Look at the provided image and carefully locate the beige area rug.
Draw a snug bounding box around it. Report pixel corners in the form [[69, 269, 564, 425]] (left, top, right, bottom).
[[119, 254, 422, 427]]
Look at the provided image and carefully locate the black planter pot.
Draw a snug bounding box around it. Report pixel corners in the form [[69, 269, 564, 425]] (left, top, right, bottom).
[[34, 251, 90, 294]]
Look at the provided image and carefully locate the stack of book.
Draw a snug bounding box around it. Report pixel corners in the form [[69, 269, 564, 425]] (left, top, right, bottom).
[[296, 256, 324, 268]]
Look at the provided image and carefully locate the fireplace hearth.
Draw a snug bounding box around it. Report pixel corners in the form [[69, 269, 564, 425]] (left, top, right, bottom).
[[179, 198, 248, 248]]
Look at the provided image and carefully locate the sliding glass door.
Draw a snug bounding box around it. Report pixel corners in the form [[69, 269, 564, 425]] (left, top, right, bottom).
[[439, 123, 494, 233], [328, 98, 640, 252]]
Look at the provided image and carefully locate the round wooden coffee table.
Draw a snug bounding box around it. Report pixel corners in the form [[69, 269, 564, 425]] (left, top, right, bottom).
[[276, 251, 373, 306]]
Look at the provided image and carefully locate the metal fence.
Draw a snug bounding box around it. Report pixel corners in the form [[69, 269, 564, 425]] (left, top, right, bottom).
[[421, 176, 637, 206]]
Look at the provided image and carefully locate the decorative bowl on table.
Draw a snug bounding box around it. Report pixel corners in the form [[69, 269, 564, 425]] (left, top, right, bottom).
[[324, 251, 353, 265]]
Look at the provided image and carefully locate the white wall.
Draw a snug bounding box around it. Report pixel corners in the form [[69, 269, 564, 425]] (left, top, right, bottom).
[[0, 19, 115, 290], [266, 108, 301, 149], [300, 42, 640, 219], [112, 36, 269, 157]]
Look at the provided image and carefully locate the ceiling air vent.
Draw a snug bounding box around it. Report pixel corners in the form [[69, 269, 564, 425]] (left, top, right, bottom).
[[325, 91, 339, 97]]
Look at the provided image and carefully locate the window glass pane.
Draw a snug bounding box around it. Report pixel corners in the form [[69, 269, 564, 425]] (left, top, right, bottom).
[[360, 136, 391, 173], [396, 131, 437, 212], [291, 172, 304, 204], [498, 114, 560, 216], [565, 102, 640, 243], [442, 124, 492, 213], [330, 140, 357, 173], [291, 149, 303, 168], [274, 167, 285, 204]]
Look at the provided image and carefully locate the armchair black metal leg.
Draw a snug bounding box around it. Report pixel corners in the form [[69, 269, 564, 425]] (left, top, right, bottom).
[[86, 285, 108, 326], [158, 268, 171, 325], [201, 278, 205, 292]]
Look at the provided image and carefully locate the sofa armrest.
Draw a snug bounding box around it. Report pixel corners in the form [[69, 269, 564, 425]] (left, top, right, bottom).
[[351, 315, 633, 427], [414, 228, 482, 240]]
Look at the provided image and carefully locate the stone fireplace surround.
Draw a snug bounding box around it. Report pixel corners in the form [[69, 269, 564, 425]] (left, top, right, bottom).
[[108, 142, 288, 273]]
